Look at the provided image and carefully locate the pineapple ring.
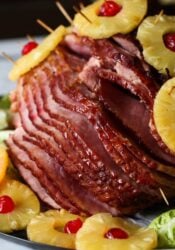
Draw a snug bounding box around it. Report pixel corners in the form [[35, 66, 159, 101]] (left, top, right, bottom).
[[76, 213, 157, 250], [27, 209, 85, 249], [153, 77, 175, 153], [0, 146, 9, 183], [0, 179, 40, 233], [9, 25, 66, 81], [73, 0, 147, 39], [137, 15, 175, 76]]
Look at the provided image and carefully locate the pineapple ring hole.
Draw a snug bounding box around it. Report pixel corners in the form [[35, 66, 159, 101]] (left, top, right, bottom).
[[163, 32, 175, 52], [0, 195, 15, 214], [104, 227, 129, 239], [42, 210, 84, 234], [54, 225, 64, 233], [98, 1, 122, 17], [53, 220, 67, 233]]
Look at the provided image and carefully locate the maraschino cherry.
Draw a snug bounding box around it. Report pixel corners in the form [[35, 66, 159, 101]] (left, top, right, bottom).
[[21, 41, 38, 55], [64, 218, 83, 234], [163, 33, 175, 52], [99, 0, 122, 17], [0, 195, 15, 214], [104, 228, 129, 239]]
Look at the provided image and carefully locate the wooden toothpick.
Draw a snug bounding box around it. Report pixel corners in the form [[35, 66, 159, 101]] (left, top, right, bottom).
[[154, 10, 164, 24], [37, 19, 54, 33], [73, 6, 92, 23], [79, 2, 85, 9], [26, 34, 35, 41], [55, 1, 73, 25], [1, 52, 15, 64], [159, 188, 169, 206]]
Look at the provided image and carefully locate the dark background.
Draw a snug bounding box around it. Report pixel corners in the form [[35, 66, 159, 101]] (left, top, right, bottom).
[[0, 0, 175, 39], [0, 0, 78, 38]]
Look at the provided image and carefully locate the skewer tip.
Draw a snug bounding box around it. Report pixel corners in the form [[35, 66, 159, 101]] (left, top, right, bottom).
[[154, 10, 164, 24], [73, 6, 92, 24], [55, 1, 73, 25], [36, 19, 53, 33], [1, 52, 15, 64], [159, 188, 169, 206]]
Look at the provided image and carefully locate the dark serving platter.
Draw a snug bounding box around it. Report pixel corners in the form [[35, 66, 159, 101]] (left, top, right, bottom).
[[0, 231, 67, 250]]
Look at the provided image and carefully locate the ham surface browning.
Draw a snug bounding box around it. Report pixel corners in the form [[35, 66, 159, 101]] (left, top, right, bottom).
[[7, 34, 175, 216]]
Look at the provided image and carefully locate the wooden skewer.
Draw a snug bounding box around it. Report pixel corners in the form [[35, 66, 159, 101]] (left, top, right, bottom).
[[1, 52, 15, 64], [159, 188, 169, 206], [26, 34, 35, 41], [154, 10, 164, 24], [55, 1, 73, 25], [79, 2, 85, 9], [73, 6, 92, 24], [37, 19, 54, 33]]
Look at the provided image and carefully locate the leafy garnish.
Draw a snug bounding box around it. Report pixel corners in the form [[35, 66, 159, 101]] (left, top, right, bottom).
[[0, 95, 11, 110], [149, 209, 175, 248], [0, 95, 12, 130]]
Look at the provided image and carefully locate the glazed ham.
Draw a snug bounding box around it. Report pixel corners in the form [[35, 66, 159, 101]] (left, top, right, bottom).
[[7, 34, 175, 216]]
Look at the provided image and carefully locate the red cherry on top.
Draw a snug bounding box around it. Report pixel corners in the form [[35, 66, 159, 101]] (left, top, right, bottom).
[[104, 228, 129, 239], [64, 218, 83, 234], [98, 1, 122, 17], [0, 195, 15, 214], [163, 33, 175, 52], [22, 41, 38, 55]]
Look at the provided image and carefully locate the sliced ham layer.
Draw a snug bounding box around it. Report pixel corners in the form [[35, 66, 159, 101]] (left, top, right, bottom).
[[7, 33, 175, 216]]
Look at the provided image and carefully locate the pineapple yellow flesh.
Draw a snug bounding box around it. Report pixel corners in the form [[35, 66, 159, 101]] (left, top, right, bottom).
[[0, 146, 9, 183], [137, 15, 175, 76], [153, 77, 175, 153], [73, 0, 147, 39], [0, 179, 40, 233], [9, 25, 66, 81], [27, 209, 84, 249], [76, 213, 157, 250]]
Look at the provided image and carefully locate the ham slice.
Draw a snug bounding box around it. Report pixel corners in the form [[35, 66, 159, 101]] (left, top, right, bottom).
[[7, 33, 175, 215]]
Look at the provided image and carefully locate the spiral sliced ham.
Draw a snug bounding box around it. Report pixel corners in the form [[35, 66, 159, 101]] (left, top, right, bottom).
[[7, 34, 175, 215]]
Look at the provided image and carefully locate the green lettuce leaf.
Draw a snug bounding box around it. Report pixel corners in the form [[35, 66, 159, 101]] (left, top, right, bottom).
[[0, 95, 11, 110], [149, 209, 175, 248], [0, 110, 8, 130], [0, 95, 12, 130]]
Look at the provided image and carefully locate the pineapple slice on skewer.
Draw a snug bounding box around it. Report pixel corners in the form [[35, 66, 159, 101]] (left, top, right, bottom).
[[76, 213, 157, 250], [137, 15, 175, 76], [73, 0, 147, 39], [0, 179, 40, 233], [9, 25, 66, 81], [27, 209, 85, 249], [153, 77, 175, 153]]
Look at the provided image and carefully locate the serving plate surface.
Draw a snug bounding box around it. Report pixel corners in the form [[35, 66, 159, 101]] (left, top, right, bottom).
[[0, 231, 64, 250]]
